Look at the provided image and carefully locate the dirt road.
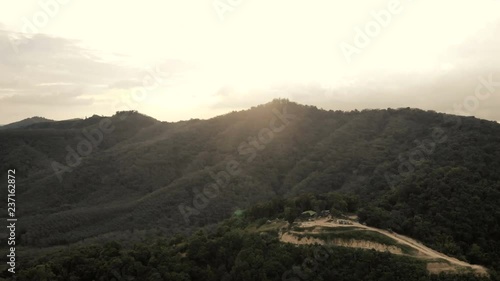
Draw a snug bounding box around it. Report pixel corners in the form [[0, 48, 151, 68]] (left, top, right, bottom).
[[295, 218, 488, 275]]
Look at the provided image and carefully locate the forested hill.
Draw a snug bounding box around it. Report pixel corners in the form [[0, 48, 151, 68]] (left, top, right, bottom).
[[0, 116, 54, 130], [1, 99, 499, 274]]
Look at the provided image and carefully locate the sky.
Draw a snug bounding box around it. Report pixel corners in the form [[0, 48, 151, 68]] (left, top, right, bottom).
[[0, 0, 499, 124]]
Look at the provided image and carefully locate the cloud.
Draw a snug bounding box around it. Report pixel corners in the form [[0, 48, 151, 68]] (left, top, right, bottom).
[[108, 79, 143, 89], [0, 29, 194, 122], [1, 2, 499, 124], [2, 88, 93, 106], [0, 33, 133, 90], [206, 19, 500, 122]]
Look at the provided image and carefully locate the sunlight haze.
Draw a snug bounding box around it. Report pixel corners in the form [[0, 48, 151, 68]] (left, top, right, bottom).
[[1, 0, 499, 123]]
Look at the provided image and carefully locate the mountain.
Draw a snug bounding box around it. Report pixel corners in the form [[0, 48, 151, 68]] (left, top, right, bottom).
[[1, 100, 499, 278], [0, 116, 54, 130]]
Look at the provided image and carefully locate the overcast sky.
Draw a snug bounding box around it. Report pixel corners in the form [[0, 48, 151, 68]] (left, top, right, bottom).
[[0, 0, 499, 124]]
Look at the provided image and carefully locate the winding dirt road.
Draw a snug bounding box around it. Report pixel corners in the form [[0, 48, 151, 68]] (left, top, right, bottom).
[[293, 218, 488, 275]]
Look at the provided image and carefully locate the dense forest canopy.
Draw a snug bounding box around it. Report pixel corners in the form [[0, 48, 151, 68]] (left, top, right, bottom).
[[1, 99, 499, 279], [13, 194, 495, 280]]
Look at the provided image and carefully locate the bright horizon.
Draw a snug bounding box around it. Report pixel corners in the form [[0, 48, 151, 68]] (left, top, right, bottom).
[[1, 0, 500, 124], [1, 101, 500, 126]]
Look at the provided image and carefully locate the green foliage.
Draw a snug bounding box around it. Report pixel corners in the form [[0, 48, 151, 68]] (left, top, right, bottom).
[[1, 101, 500, 277], [359, 166, 500, 271], [15, 218, 491, 281]]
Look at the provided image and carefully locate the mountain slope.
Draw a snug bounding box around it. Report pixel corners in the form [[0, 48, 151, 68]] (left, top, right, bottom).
[[1, 99, 499, 274], [15, 210, 491, 281], [0, 116, 54, 130]]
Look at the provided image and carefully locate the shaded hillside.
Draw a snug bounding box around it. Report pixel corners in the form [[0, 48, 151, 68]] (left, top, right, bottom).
[[14, 197, 491, 281], [1, 99, 499, 273], [0, 116, 54, 130]]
